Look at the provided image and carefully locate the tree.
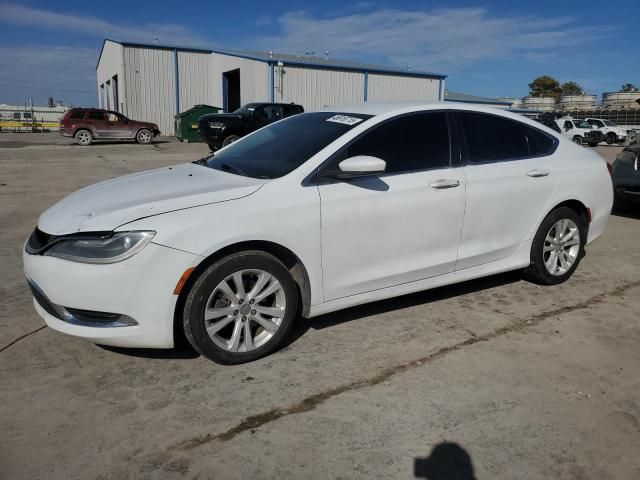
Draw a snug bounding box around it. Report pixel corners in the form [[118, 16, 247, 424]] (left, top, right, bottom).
[[621, 83, 638, 92], [528, 75, 562, 98], [560, 81, 583, 96]]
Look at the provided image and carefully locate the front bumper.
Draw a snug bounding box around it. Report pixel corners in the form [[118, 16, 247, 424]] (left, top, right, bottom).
[[23, 241, 201, 348], [198, 125, 224, 149]]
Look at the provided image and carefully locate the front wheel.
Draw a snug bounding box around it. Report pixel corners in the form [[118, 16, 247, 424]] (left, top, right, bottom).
[[222, 134, 240, 147], [183, 251, 298, 364], [524, 207, 586, 285], [572, 136, 583, 145], [606, 133, 616, 145], [136, 128, 153, 144]]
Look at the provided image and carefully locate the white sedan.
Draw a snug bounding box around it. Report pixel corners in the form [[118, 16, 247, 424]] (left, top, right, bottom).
[[23, 103, 613, 364]]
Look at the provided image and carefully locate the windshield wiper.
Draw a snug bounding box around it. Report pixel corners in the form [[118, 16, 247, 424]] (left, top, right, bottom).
[[218, 163, 247, 177]]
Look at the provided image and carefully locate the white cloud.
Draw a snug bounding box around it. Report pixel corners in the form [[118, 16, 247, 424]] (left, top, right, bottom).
[[0, 3, 211, 46], [257, 8, 612, 73]]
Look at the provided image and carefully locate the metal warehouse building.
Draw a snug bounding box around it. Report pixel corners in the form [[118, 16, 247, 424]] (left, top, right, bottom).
[[97, 39, 446, 135]]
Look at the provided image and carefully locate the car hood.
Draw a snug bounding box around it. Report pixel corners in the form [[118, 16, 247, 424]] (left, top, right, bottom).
[[38, 163, 265, 235]]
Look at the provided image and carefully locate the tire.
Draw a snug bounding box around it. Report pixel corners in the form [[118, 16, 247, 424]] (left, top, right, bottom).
[[183, 251, 298, 364], [572, 136, 583, 145], [523, 207, 586, 285], [606, 133, 616, 145], [222, 135, 240, 147], [74, 129, 93, 146], [208, 144, 217, 152], [136, 128, 153, 144]]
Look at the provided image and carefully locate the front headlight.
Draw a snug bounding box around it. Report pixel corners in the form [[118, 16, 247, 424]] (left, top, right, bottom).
[[45, 231, 155, 264], [209, 122, 225, 129]]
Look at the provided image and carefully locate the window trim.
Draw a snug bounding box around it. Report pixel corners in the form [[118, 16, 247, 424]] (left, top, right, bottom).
[[453, 110, 558, 166], [314, 109, 455, 184]]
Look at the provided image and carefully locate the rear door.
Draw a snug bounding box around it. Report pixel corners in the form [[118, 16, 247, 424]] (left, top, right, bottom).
[[318, 111, 466, 300], [86, 110, 109, 138], [454, 111, 558, 270]]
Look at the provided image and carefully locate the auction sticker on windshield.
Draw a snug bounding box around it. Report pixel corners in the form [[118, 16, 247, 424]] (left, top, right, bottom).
[[326, 115, 364, 126]]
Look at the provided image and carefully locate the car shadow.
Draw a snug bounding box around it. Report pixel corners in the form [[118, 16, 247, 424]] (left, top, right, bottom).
[[68, 139, 173, 147], [98, 343, 200, 359], [283, 270, 523, 348], [414, 442, 477, 479], [611, 207, 640, 220]]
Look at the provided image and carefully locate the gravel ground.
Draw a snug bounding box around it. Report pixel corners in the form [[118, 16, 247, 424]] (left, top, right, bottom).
[[1, 133, 638, 479]]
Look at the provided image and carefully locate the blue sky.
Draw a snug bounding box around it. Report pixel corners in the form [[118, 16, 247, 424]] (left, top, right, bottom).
[[0, 0, 637, 106]]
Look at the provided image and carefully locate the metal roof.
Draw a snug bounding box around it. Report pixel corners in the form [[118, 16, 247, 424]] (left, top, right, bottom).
[[99, 39, 446, 79], [444, 90, 511, 106]]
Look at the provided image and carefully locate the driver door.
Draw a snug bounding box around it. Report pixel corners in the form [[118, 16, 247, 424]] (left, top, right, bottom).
[[318, 112, 465, 301]]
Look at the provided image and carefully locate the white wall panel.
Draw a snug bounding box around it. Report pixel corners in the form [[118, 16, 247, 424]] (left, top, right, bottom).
[[277, 67, 364, 111], [368, 74, 440, 102], [211, 54, 270, 110], [123, 47, 176, 134], [178, 51, 214, 113], [96, 40, 124, 111]]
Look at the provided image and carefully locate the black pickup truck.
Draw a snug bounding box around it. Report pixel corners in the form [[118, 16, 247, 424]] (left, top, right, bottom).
[[198, 102, 304, 151]]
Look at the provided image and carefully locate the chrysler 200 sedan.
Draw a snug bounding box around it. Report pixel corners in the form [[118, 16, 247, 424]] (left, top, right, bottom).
[[24, 103, 613, 364]]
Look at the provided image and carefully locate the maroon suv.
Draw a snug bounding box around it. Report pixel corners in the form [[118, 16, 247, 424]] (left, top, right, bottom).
[[60, 108, 160, 146]]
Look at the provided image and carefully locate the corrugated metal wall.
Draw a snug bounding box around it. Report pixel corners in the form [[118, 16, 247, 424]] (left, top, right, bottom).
[[178, 51, 215, 113], [367, 74, 440, 102], [211, 53, 270, 109], [123, 47, 176, 135], [277, 67, 365, 110]]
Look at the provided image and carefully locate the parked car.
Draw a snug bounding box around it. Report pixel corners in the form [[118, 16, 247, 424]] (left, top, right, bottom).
[[611, 145, 640, 211], [554, 117, 603, 147], [585, 118, 628, 145], [59, 108, 160, 146], [24, 103, 612, 364], [198, 102, 304, 151]]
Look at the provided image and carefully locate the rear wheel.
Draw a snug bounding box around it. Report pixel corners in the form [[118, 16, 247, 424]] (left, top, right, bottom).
[[222, 134, 240, 147], [74, 129, 93, 146], [136, 129, 153, 144], [183, 251, 298, 364], [524, 207, 586, 285]]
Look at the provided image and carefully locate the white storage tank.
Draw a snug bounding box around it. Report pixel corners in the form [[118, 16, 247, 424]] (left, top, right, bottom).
[[602, 91, 640, 109], [522, 96, 556, 112], [558, 95, 596, 110], [496, 97, 522, 109]]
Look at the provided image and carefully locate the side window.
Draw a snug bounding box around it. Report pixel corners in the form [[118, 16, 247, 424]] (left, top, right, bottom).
[[88, 111, 106, 121], [283, 105, 301, 117], [23, 112, 32, 119], [70, 110, 85, 120], [262, 105, 280, 121], [459, 112, 529, 163], [564, 120, 573, 130], [342, 112, 450, 174], [523, 125, 556, 156], [12, 112, 20, 120], [106, 113, 120, 122]]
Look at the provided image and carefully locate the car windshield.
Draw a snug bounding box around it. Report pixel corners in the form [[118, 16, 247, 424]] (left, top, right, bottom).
[[575, 120, 591, 128], [603, 120, 617, 127], [204, 112, 372, 179], [232, 103, 262, 114]]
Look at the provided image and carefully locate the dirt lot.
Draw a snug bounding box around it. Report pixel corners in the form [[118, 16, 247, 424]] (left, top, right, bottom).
[[1, 133, 638, 479]]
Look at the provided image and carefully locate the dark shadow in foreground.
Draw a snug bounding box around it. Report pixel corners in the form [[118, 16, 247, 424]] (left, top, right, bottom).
[[414, 442, 477, 480], [99, 343, 199, 359]]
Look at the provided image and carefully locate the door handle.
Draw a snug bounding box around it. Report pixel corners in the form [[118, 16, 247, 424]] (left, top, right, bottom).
[[429, 179, 460, 189], [527, 169, 550, 178]]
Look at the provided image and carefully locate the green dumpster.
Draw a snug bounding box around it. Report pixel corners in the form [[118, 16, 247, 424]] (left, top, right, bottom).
[[175, 104, 220, 142]]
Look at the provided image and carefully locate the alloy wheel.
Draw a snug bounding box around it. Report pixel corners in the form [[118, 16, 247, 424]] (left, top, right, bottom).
[[203, 269, 286, 352], [543, 219, 580, 276]]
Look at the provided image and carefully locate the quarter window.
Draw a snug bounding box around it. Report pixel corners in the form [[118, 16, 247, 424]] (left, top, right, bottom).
[[340, 112, 450, 174], [69, 110, 85, 120], [524, 125, 556, 156]]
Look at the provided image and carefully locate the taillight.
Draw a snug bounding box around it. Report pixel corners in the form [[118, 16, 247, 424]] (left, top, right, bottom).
[[606, 162, 613, 176]]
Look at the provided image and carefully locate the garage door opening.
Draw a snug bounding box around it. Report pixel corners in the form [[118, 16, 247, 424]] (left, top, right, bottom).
[[223, 69, 241, 112]]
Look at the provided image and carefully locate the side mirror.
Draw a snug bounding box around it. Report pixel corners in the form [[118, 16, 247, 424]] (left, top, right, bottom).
[[328, 155, 386, 179]]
